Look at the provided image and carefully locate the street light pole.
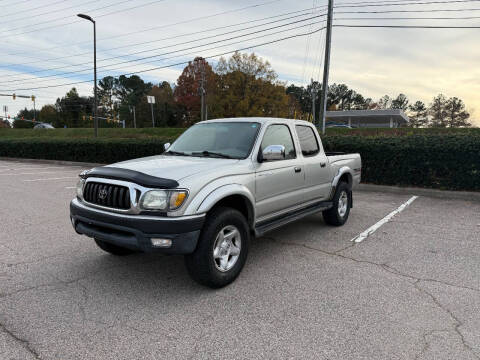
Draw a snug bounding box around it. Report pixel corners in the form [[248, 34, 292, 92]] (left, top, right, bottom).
[[78, 13, 98, 137]]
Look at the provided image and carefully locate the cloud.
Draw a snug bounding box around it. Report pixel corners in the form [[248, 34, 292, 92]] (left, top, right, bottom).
[[0, 0, 478, 126]]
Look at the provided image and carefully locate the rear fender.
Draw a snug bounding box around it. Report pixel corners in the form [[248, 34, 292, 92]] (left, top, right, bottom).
[[329, 167, 354, 200]]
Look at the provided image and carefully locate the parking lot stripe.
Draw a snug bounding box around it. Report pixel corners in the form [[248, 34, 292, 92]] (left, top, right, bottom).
[[0, 166, 75, 172], [351, 196, 419, 243], [23, 177, 78, 182], [0, 171, 81, 177]]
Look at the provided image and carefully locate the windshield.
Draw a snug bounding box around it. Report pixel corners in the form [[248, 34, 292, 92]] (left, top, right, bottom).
[[166, 122, 261, 159]]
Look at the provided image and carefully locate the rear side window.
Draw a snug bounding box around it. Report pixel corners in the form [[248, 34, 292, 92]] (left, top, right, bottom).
[[261, 124, 296, 160], [296, 125, 320, 156]]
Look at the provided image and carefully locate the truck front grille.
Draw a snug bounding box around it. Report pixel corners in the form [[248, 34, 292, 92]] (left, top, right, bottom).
[[83, 182, 131, 210]]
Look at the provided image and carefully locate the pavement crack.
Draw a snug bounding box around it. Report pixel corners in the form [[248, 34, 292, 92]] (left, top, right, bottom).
[[262, 237, 480, 359], [413, 281, 480, 360], [0, 321, 42, 359]]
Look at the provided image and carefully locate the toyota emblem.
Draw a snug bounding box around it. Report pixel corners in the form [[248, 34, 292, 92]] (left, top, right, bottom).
[[98, 188, 108, 200]]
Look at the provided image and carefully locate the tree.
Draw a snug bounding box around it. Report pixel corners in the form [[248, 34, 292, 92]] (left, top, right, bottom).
[[174, 57, 216, 125], [444, 97, 471, 127], [39, 105, 57, 125], [55, 88, 93, 128], [97, 76, 117, 119], [429, 94, 448, 127], [214, 52, 289, 119], [408, 101, 428, 128], [391, 94, 409, 111], [115, 75, 152, 127], [377, 95, 391, 109]]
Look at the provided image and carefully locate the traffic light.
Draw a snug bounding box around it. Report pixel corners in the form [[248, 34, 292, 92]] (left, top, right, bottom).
[[12, 94, 16, 100], [31, 95, 36, 102], [89, 116, 93, 121]]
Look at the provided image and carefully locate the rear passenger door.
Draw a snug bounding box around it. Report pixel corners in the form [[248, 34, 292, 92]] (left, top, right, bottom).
[[295, 125, 331, 201], [255, 124, 305, 221]]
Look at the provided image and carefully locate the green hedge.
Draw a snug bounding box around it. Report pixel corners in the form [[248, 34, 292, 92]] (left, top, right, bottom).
[[1, 134, 479, 191], [322, 134, 480, 191], [0, 138, 171, 164]]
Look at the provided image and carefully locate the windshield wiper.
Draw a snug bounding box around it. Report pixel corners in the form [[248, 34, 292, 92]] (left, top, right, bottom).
[[192, 151, 233, 159], [164, 150, 188, 156]]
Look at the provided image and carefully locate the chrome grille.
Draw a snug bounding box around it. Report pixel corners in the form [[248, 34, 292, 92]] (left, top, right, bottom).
[[83, 182, 131, 210]]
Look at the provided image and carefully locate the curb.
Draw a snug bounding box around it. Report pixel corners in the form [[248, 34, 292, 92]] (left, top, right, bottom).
[[0, 157, 104, 168], [358, 183, 480, 202]]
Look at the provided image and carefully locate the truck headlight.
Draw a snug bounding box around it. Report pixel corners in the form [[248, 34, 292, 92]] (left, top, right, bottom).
[[76, 178, 85, 198], [140, 190, 188, 211]]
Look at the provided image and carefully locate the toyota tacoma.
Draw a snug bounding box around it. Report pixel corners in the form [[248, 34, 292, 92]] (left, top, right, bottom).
[[70, 118, 361, 288]]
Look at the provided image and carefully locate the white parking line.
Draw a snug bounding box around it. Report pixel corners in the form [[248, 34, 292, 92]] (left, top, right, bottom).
[[351, 196, 419, 243], [23, 177, 78, 182], [0, 171, 82, 176], [65, 186, 76, 189], [0, 166, 75, 172]]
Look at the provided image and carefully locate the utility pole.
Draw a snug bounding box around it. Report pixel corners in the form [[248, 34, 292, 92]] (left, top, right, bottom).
[[32, 95, 36, 122], [199, 63, 206, 121], [319, 0, 334, 134], [311, 79, 317, 124], [129, 105, 136, 128]]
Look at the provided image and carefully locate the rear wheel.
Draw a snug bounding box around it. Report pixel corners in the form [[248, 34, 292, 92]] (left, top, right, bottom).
[[185, 207, 249, 288], [323, 182, 351, 226], [94, 238, 136, 256]]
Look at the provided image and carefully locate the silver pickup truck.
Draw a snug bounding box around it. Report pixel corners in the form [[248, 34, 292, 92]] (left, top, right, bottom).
[[70, 118, 361, 288]]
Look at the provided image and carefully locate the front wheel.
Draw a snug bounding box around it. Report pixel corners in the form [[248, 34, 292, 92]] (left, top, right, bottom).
[[323, 182, 352, 226], [185, 207, 250, 288]]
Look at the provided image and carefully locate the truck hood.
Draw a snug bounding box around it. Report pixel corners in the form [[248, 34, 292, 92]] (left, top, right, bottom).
[[107, 155, 240, 182]]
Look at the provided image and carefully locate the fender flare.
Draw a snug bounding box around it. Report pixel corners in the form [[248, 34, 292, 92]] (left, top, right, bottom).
[[186, 184, 256, 227], [329, 166, 354, 200]]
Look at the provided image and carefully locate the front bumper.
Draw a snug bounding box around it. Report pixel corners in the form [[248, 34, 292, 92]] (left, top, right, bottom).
[[70, 198, 205, 254]]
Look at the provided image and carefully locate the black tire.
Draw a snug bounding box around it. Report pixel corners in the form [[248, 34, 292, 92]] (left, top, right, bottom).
[[323, 182, 352, 226], [185, 207, 250, 288], [94, 238, 136, 256]]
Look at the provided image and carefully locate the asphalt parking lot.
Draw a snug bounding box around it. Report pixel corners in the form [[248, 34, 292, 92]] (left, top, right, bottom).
[[1, 159, 479, 360]]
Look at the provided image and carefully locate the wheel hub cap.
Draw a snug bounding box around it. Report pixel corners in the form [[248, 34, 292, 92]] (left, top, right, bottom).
[[338, 191, 348, 217], [213, 225, 242, 272]]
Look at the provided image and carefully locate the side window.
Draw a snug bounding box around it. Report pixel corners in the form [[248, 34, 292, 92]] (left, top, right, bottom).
[[260, 124, 296, 160], [295, 125, 320, 157]]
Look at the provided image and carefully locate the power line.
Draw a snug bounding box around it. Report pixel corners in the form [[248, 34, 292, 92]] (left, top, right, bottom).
[[0, 25, 327, 92], [0, 8, 324, 71], [1, 0, 73, 21], [335, 7, 480, 14], [335, 15, 480, 19], [1, 17, 327, 87], [335, 0, 480, 7], [0, 0, 167, 37], [334, 24, 480, 27], [0, 0, 34, 7], [0, 13, 326, 85]]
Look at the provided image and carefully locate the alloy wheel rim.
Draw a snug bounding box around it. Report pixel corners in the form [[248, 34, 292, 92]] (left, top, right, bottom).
[[338, 191, 348, 217], [213, 225, 242, 272]]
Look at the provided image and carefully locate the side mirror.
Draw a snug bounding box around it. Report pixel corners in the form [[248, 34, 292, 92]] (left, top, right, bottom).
[[261, 145, 285, 162], [164, 143, 171, 151]]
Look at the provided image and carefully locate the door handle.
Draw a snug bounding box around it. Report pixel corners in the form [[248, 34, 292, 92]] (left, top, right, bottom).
[[320, 162, 326, 168], [294, 167, 302, 173]]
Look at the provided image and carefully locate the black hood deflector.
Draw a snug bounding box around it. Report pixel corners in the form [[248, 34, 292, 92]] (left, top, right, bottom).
[[82, 167, 179, 189]]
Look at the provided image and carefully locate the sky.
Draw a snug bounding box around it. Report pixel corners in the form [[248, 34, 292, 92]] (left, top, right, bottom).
[[0, 0, 479, 126]]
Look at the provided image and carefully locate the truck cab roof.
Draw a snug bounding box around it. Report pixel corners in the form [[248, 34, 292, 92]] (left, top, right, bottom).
[[199, 117, 315, 127]]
